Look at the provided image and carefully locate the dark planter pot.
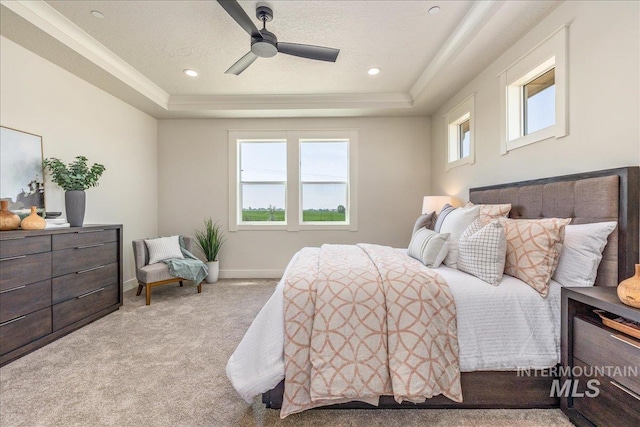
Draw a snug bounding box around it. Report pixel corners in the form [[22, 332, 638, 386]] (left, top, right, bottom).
[[65, 190, 86, 227]]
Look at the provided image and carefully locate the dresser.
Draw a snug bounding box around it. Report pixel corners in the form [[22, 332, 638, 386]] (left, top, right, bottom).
[[561, 287, 640, 427], [0, 225, 123, 366]]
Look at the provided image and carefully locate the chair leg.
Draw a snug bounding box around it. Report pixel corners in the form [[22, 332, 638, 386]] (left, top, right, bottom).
[[146, 284, 151, 305], [179, 280, 184, 287], [197, 282, 202, 294], [136, 283, 144, 296]]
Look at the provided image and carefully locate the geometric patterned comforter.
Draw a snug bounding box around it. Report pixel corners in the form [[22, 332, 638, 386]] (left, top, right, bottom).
[[282, 244, 462, 418]]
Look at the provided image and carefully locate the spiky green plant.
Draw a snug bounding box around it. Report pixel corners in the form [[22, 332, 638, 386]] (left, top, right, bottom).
[[42, 156, 105, 191], [194, 217, 225, 262]]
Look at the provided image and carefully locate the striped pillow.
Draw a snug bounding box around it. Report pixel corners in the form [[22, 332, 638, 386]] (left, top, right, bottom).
[[457, 219, 506, 285], [145, 235, 184, 265], [407, 228, 450, 268]]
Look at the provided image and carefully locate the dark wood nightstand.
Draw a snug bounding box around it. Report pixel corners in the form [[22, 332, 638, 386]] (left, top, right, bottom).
[[561, 287, 640, 427]]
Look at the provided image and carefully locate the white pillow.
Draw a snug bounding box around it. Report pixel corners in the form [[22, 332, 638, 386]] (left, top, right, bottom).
[[145, 235, 184, 265], [457, 219, 506, 286], [552, 221, 617, 287], [407, 228, 450, 268], [436, 204, 480, 269]]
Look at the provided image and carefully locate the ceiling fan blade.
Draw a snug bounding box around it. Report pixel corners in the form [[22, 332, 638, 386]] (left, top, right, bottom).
[[225, 51, 258, 75], [277, 42, 340, 62], [217, 0, 262, 39]]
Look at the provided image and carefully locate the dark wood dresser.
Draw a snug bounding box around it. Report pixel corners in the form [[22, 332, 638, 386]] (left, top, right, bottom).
[[0, 225, 123, 365], [561, 287, 640, 427]]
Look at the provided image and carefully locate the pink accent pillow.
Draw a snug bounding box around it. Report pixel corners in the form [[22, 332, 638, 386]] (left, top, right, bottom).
[[467, 202, 512, 225], [499, 217, 571, 296]]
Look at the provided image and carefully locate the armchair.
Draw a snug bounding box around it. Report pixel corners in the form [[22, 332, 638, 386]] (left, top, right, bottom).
[[132, 236, 202, 305]]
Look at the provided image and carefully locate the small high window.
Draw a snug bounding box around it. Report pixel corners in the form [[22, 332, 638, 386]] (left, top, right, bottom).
[[445, 94, 475, 170], [523, 68, 555, 135]]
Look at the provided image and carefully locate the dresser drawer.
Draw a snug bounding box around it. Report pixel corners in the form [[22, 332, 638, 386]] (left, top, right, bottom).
[[0, 307, 51, 355], [52, 242, 117, 277], [572, 359, 640, 427], [52, 229, 117, 251], [0, 280, 51, 323], [52, 283, 118, 331], [0, 235, 51, 258], [0, 252, 51, 290], [574, 317, 640, 393], [52, 263, 118, 304]]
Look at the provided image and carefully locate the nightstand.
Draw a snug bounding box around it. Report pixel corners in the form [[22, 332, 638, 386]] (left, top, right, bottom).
[[561, 287, 640, 427]]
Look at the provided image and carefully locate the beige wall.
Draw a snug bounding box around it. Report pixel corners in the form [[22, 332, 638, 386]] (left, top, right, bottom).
[[430, 0, 640, 202], [158, 117, 430, 277], [0, 37, 158, 288]]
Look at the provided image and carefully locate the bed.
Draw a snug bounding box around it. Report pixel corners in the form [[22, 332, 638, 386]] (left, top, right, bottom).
[[227, 166, 639, 413]]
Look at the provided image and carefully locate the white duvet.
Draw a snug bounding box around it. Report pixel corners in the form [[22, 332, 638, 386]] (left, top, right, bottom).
[[226, 251, 562, 403]]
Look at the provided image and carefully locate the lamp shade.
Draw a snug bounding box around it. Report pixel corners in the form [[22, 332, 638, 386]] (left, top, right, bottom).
[[422, 196, 452, 214]]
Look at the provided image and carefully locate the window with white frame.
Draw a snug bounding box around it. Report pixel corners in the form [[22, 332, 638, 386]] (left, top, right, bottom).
[[499, 25, 568, 154], [228, 130, 358, 231], [445, 94, 475, 170]]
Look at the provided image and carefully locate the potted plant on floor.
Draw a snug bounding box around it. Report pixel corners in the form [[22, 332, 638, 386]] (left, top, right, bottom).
[[42, 156, 106, 227], [194, 217, 225, 283]]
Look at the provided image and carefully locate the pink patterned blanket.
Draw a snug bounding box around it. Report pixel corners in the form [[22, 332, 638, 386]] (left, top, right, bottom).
[[281, 244, 462, 418]]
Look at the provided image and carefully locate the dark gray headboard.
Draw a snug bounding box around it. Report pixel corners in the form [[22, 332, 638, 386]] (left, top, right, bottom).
[[469, 167, 639, 287]]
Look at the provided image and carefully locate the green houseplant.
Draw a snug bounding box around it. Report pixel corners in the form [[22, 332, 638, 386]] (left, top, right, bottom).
[[194, 217, 225, 283], [42, 156, 106, 227]]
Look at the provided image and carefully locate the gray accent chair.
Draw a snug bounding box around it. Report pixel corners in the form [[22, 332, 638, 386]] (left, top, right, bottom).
[[132, 237, 202, 305]]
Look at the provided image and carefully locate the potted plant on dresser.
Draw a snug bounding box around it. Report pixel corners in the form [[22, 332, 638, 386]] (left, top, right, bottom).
[[42, 156, 105, 227], [194, 217, 225, 283]]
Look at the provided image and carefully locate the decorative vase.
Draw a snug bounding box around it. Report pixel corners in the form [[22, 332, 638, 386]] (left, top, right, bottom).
[[206, 260, 219, 283], [0, 200, 21, 231], [65, 190, 86, 227], [20, 206, 46, 230], [618, 264, 640, 308]]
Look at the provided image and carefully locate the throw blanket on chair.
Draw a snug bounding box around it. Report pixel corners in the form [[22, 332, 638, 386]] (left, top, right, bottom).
[[281, 244, 462, 418], [163, 235, 208, 284]]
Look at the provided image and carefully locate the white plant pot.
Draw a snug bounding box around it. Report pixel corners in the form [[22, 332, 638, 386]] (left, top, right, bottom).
[[206, 260, 219, 283]]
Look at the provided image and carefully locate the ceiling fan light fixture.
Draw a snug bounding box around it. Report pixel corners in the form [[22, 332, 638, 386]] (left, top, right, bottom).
[[183, 69, 199, 77], [368, 67, 381, 76], [90, 10, 105, 19], [428, 6, 441, 15]]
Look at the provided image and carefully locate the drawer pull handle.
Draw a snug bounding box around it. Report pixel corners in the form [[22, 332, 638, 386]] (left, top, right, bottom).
[[0, 255, 26, 262], [1, 236, 26, 240], [76, 243, 105, 249], [77, 287, 105, 299], [0, 285, 26, 294], [610, 381, 640, 401], [76, 265, 105, 274], [77, 229, 105, 234], [611, 333, 640, 351], [0, 316, 26, 327]]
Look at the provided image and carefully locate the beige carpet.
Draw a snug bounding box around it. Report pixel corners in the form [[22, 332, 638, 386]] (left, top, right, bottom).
[[0, 279, 573, 427]]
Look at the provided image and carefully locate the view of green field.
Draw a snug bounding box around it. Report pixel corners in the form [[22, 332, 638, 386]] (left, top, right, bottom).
[[241, 209, 345, 222]]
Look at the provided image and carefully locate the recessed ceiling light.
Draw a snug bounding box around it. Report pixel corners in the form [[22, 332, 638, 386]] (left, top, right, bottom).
[[367, 67, 381, 76], [183, 69, 198, 77], [428, 6, 440, 15], [90, 10, 105, 19]]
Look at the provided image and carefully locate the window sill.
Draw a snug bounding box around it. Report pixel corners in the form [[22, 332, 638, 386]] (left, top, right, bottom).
[[298, 222, 354, 231], [502, 125, 555, 154], [446, 155, 474, 171], [235, 223, 288, 231]]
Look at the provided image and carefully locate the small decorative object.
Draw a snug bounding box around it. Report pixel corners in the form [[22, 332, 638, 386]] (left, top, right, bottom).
[[42, 156, 105, 227], [194, 217, 225, 283], [618, 264, 640, 308], [0, 200, 21, 231], [20, 206, 46, 230]]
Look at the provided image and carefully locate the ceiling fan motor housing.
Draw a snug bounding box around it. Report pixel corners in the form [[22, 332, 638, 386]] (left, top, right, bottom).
[[251, 30, 278, 58]]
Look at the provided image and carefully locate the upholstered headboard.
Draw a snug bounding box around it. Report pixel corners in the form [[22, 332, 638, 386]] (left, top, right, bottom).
[[469, 167, 639, 287]]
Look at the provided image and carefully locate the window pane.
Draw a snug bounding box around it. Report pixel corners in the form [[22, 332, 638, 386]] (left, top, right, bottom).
[[524, 68, 555, 135], [459, 120, 470, 158], [300, 141, 348, 182], [241, 183, 285, 221], [240, 142, 286, 182], [302, 183, 346, 222]]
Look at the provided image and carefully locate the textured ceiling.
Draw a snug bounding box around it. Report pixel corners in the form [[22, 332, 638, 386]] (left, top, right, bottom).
[[1, 1, 561, 118]]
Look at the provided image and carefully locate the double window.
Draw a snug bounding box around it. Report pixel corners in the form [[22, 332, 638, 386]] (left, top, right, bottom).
[[229, 130, 357, 231]]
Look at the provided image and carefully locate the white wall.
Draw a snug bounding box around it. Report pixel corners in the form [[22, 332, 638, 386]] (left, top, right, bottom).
[[430, 0, 640, 201], [0, 37, 158, 288], [158, 117, 430, 277]]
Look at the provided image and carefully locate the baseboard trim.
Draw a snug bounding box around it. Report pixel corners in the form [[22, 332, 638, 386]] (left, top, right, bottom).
[[220, 269, 284, 279], [123, 278, 138, 292]]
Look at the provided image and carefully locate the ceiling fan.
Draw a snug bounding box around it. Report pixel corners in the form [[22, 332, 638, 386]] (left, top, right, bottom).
[[217, 0, 340, 75]]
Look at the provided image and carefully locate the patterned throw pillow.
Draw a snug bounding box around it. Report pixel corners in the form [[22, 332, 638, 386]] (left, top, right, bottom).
[[499, 218, 571, 296], [411, 212, 436, 236], [407, 228, 450, 268], [466, 202, 512, 225], [457, 219, 506, 286], [145, 235, 184, 265], [434, 204, 481, 269]]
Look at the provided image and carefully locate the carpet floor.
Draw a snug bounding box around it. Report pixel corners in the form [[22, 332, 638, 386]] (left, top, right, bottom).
[[0, 279, 573, 427]]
